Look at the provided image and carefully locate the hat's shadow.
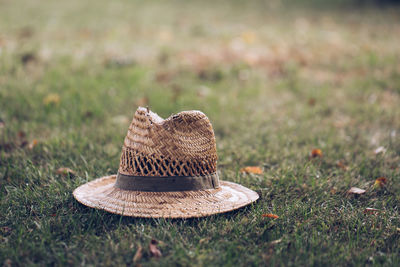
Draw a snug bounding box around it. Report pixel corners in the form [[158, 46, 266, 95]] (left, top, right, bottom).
[[74, 200, 258, 231]]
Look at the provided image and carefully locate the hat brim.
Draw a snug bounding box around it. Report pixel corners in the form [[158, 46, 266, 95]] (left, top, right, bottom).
[[73, 175, 259, 218]]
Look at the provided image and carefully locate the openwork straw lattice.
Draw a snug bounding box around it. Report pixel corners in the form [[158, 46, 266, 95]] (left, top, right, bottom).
[[73, 107, 259, 218], [119, 108, 217, 177]]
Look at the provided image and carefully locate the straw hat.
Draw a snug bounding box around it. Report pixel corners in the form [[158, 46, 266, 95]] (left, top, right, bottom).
[[73, 107, 259, 218]]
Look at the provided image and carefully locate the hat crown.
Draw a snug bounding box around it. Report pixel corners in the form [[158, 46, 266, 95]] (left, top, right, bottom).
[[118, 107, 218, 177]]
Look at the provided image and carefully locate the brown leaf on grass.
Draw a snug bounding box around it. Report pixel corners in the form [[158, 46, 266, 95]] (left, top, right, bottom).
[[311, 148, 323, 158], [262, 213, 279, 219], [43, 93, 60, 106], [133, 245, 143, 263], [347, 187, 366, 195], [336, 160, 348, 171], [307, 98, 316, 106], [363, 208, 379, 215], [56, 167, 76, 177], [240, 166, 263, 174], [17, 131, 26, 139], [28, 139, 38, 150], [149, 239, 162, 258], [374, 177, 387, 188]]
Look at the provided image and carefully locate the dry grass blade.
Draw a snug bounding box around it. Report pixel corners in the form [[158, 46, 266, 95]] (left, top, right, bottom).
[[149, 239, 162, 258], [133, 245, 143, 263]]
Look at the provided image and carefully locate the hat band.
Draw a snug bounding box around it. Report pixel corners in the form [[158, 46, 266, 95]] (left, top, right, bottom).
[[115, 172, 220, 192]]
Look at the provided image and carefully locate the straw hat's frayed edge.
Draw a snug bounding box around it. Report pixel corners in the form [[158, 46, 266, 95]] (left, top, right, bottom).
[[73, 175, 259, 218]]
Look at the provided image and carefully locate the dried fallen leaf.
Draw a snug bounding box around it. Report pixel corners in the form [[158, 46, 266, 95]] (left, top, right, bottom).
[[348, 187, 366, 195], [43, 93, 60, 106], [240, 166, 263, 174], [56, 167, 76, 177], [133, 245, 143, 263], [262, 213, 279, 219], [363, 208, 379, 215], [374, 146, 386, 155], [17, 131, 26, 139], [311, 148, 323, 158], [336, 160, 348, 171], [307, 98, 316, 106], [28, 139, 38, 150], [149, 239, 162, 258], [374, 177, 387, 188]]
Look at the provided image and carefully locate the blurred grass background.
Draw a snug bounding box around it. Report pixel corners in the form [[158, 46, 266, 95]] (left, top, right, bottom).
[[1, 0, 400, 266]]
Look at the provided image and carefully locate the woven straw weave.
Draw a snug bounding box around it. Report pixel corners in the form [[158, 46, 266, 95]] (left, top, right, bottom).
[[118, 107, 217, 177]]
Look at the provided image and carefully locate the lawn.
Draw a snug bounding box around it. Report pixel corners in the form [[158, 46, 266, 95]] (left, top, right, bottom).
[[1, 0, 400, 266]]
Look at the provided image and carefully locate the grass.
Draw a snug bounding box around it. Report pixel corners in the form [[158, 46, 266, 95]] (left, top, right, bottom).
[[1, 0, 400, 266]]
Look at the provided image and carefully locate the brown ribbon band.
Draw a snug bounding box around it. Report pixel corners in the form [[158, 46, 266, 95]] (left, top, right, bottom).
[[115, 172, 220, 192]]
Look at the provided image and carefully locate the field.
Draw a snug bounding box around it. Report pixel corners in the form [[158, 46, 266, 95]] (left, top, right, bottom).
[[1, 0, 400, 266]]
